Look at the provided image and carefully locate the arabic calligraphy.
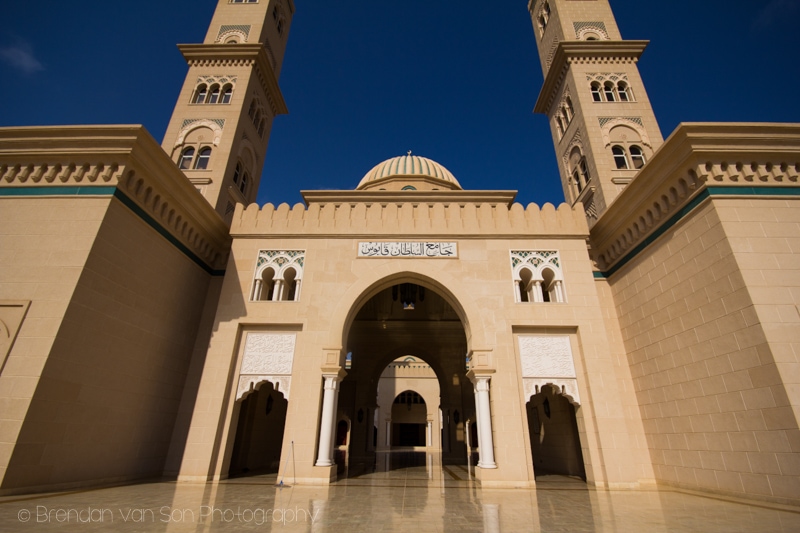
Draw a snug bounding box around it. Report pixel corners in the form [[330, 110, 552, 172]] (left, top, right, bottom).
[[358, 242, 458, 258]]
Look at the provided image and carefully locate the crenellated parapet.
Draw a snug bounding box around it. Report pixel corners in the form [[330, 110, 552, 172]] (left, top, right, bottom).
[[0, 125, 231, 273], [591, 123, 800, 274], [232, 196, 590, 238]]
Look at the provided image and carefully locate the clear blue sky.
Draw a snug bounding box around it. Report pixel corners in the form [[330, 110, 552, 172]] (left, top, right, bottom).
[[2, 0, 798, 208]]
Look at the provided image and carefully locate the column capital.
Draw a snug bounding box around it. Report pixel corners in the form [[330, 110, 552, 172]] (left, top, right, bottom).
[[321, 368, 347, 384], [466, 369, 495, 386]]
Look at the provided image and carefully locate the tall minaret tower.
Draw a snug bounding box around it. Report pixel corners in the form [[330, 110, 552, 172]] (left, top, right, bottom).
[[531, 0, 662, 224], [161, 0, 293, 222]]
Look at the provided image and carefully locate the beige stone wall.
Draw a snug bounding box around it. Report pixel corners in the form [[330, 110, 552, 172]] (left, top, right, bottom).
[[608, 196, 800, 504], [0, 197, 111, 489], [0, 197, 213, 492], [179, 200, 652, 489]]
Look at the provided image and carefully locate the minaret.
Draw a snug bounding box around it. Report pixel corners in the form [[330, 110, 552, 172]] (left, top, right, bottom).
[[530, 0, 662, 224], [161, 0, 293, 222]]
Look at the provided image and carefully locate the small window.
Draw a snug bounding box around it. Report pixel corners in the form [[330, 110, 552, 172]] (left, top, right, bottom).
[[207, 84, 220, 104], [572, 169, 582, 193], [630, 145, 646, 169], [194, 147, 212, 170], [590, 82, 602, 102], [401, 185, 417, 191], [240, 172, 249, 194], [221, 84, 233, 104], [603, 82, 616, 102], [612, 146, 629, 169], [617, 82, 632, 102], [257, 118, 266, 137], [179, 147, 195, 169], [555, 115, 564, 137], [564, 97, 574, 122], [193, 84, 207, 104], [248, 100, 256, 119], [579, 157, 590, 185]]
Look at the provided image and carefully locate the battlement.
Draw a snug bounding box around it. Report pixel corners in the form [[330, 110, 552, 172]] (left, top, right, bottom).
[[232, 198, 590, 237]]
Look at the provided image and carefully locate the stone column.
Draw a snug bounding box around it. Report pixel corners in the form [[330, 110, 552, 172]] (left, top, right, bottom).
[[315, 374, 342, 467], [294, 279, 302, 301], [272, 279, 283, 301], [473, 376, 497, 469], [427, 419, 433, 447], [533, 281, 543, 302], [252, 279, 262, 301]]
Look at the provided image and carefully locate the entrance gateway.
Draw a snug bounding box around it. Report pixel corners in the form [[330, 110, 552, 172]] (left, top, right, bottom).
[[176, 150, 636, 489]]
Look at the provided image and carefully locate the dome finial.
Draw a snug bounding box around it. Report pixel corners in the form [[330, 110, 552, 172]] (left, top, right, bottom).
[[407, 150, 412, 156]]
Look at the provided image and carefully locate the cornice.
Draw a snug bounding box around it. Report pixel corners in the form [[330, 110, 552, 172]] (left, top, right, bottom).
[[534, 40, 649, 115], [590, 123, 800, 275], [301, 189, 518, 206], [0, 125, 231, 273], [178, 43, 288, 116]]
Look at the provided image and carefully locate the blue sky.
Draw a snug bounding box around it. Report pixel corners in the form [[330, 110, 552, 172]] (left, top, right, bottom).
[[2, 0, 799, 208]]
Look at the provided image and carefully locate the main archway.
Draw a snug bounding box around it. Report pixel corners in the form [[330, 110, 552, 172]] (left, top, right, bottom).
[[333, 279, 477, 478]]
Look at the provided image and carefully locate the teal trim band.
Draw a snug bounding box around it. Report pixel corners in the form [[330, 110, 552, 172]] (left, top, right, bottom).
[[0, 186, 117, 196], [598, 186, 800, 278], [113, 189, 225, 277], [593, 271, 606, 279], [706, 186, 800, 197]]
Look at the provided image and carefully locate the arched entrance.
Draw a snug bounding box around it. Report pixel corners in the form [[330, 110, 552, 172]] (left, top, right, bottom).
[[390, 391, 427, 447], [526, 385, 585, 479], [331, 281, 476, 477], [227, 381, 287, 477]]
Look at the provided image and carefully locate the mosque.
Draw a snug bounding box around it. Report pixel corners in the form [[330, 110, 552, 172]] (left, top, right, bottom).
[[0, 0, 799, 507]]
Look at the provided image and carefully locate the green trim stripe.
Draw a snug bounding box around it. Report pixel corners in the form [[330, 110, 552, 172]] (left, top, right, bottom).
[[599, 186, 800, 278], [0, 186, 117, 196], [112, 189, 225, 277], [0, 185, 224, 276]]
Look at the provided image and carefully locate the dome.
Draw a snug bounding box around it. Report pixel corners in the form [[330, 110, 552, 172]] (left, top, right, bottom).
[[356, 154, 462, 190]]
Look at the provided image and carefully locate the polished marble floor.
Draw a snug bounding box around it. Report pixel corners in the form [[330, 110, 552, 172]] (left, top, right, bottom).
[[1, 453, 798, 532]]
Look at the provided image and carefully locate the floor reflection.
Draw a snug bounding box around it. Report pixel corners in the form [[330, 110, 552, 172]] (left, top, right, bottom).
[[1, 456, 799, 532]]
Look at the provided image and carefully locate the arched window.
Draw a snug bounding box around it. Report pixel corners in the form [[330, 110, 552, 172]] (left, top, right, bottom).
[[541, 268, 555, 302], [257, 268, 276, 301], [193, 84, 207, 104], [572, 169, 582, 193], [630, 145, 646, 169], [240, 172, 249, 194], [248, 100, 256, 119], [564, 97, 574, 121], [194, 147, 211, 170], [555, 115, 564, 137], [257, 118, 266, 137], [612, 145, 629, 169], [542, 1, 551, 23], [590, 82, 602, 102], [207, 84, 220, 104], [283, 268, 298, 301], [603, 82, 617, 102], [579, 157, 590, 186], [518, 268, 533, 303], [511, 251, 565, 304], [179, 147, 195, 169], [617, 81, 631, 102], [221, 84, 233, 104]]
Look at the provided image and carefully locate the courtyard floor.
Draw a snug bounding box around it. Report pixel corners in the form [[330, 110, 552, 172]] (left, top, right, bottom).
[[1, 453, 798, 532]]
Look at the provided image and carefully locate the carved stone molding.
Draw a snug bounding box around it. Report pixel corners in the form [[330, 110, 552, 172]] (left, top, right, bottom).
[[237, 332, 296, 400], [523, 378, 581, 406], [517, 334, 580, 404]]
